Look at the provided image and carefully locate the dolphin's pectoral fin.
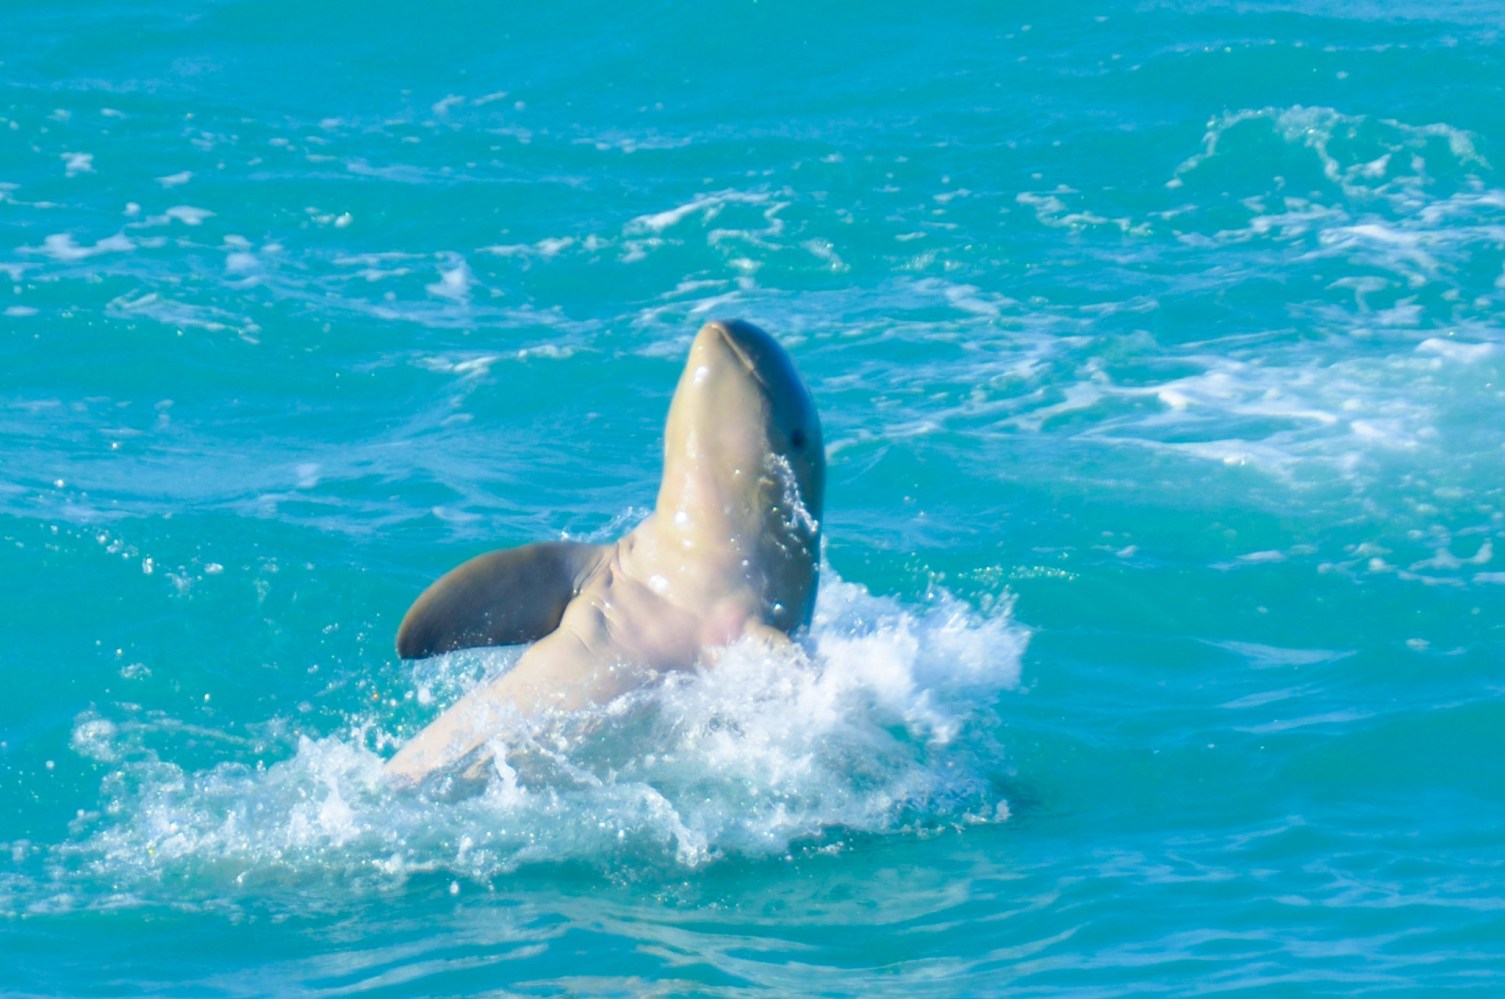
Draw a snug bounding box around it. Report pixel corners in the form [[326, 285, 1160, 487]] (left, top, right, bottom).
[[395, 541, 610, 659]]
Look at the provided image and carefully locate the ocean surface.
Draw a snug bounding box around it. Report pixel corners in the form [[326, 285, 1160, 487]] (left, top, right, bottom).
[[4, 0, 1504, 994]]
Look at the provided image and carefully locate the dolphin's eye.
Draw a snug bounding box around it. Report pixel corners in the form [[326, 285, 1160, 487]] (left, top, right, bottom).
[[790, 428, 807, 450]]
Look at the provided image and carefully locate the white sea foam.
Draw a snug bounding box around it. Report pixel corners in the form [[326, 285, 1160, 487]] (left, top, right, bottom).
[[479, 236, 578, 258], [982, 318, 1488, 491], [51, 574, 1024, 901], [802, 239, 848, 272], [105, 292, 257, 338], [626, 191, 771, 234], [224, 251, 259, 275], [61, 152, 94, 176], [426, 254, 474, 302], [162, 205, 213, 226], [1171, 106, 1483, 191], [23, 232, 135, 262], [1417, 337, 1496, 364], [1169, 107, 1505, 304], [577, 131, 694, 154]]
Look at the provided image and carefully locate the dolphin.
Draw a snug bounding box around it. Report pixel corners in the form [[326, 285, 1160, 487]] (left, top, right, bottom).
[[385, 319, 825, 786]]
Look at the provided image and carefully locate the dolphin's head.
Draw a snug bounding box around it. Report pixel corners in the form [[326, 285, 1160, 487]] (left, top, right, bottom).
[[657, 319, 825, 629]]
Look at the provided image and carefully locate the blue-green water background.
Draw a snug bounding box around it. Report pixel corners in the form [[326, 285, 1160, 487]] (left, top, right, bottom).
[[4, 0, 1505, 994]]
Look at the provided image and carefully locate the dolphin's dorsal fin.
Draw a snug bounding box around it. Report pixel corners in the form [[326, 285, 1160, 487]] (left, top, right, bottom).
[[396, 541, 611, 659]]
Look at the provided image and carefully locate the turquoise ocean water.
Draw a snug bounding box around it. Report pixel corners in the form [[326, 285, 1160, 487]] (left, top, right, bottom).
[[4, 1, 1505, 993]]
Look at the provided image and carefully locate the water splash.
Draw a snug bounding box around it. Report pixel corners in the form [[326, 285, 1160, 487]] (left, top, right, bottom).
[[35, 572, 1025, 910]]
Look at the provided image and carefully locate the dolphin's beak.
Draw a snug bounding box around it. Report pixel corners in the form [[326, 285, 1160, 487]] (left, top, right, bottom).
[[708, 320, 768, 387]]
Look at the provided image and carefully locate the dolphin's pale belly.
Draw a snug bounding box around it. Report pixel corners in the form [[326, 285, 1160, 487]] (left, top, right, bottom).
[[573, 534, 768, 678], [566, 553, 711, 679]]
